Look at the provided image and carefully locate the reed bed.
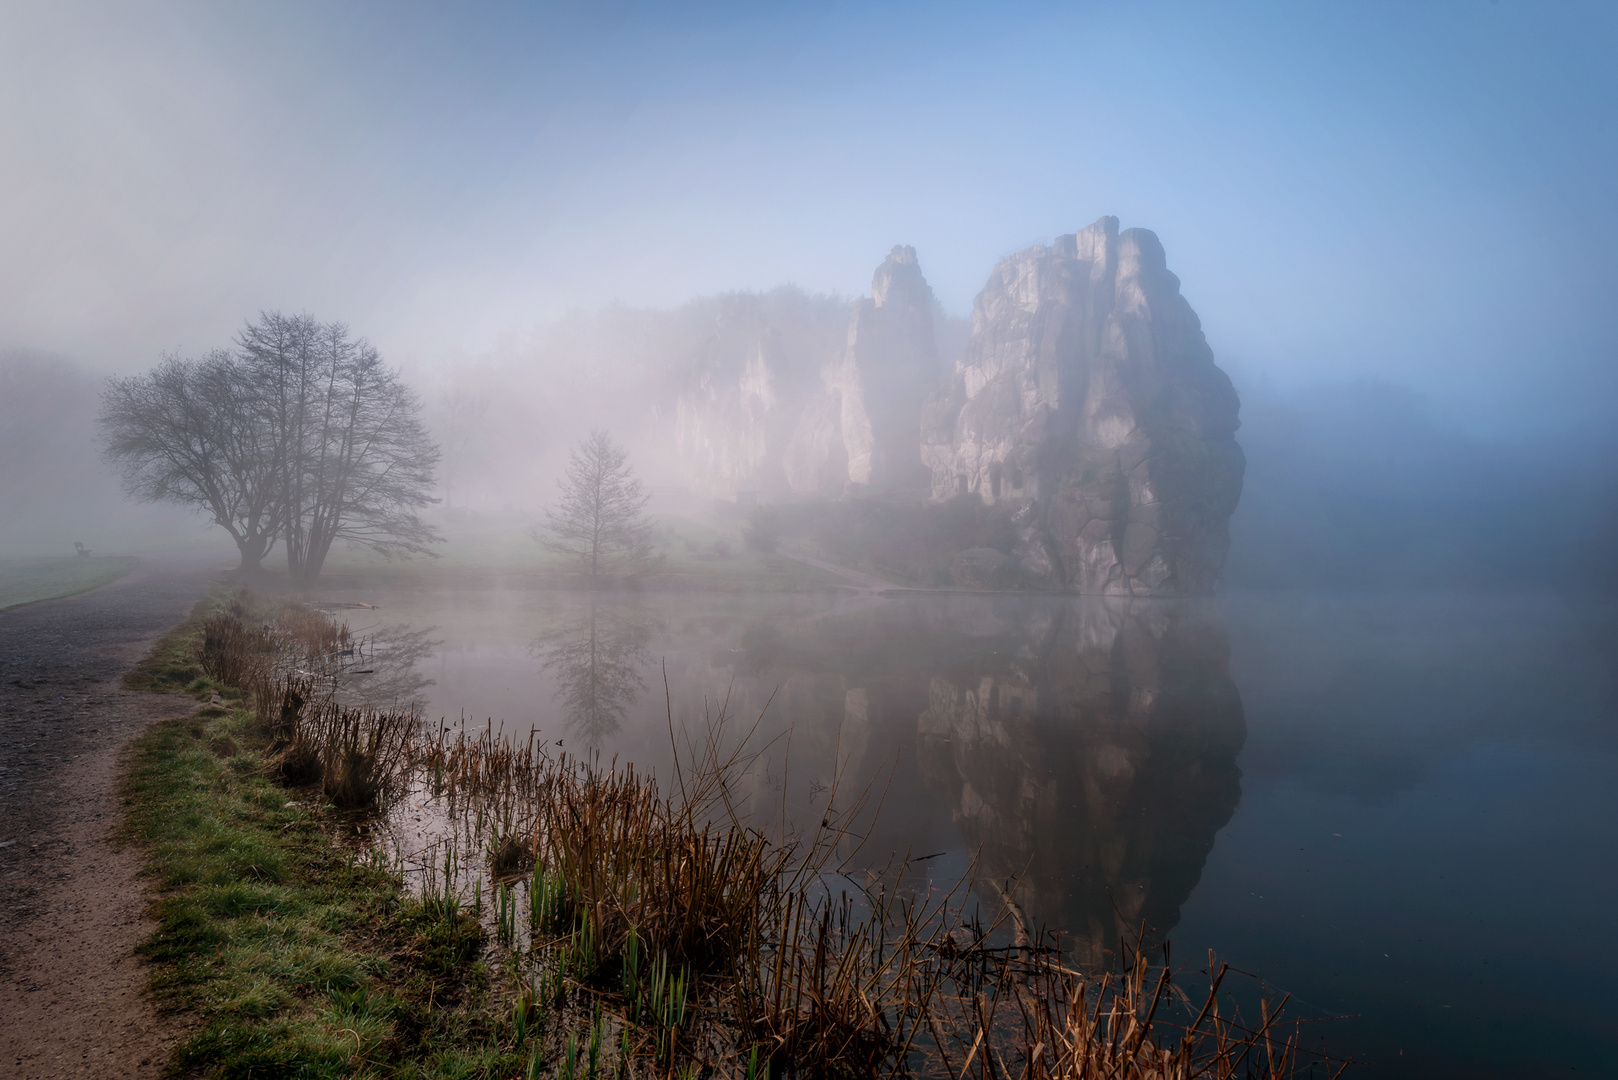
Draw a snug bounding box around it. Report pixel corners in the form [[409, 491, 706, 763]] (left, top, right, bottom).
[[198, 594, 1347, 1079], [199, 589, 416, 811], [404, 712, 964, 1077]]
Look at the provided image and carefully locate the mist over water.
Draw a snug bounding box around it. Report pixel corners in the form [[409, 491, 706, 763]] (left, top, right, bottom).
[[4, 4, 1618, 1077], [342, 583, 1617, 1077]]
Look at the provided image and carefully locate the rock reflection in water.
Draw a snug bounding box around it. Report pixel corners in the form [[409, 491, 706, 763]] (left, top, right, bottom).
[[912, 598, 1244, 969], [385, 588, 1244, 971], [532, 598, 658, 747]]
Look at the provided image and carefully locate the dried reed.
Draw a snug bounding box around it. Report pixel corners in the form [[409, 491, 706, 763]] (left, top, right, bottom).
[[197, 593, 1347, 1078]]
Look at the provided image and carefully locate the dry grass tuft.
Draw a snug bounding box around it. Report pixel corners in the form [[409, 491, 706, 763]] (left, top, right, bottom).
[[201, 596, 419, 811], [488, 834, 534, 880]]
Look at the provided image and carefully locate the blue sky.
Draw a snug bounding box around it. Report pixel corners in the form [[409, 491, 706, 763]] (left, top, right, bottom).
[[3, 0, 1615, 432]]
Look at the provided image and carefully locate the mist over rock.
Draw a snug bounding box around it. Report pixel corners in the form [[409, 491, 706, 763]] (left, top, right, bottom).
[[782, 245, 939, 496], [676, 247, 941, 499], [669, 217, 1244, 595], [922, 217, 1245, 595], [671, 292, 848, 500]]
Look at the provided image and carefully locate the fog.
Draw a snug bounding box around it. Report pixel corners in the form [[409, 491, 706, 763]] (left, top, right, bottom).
[[2, 0, 1616, 587], [8, 9, 1618, 1073]]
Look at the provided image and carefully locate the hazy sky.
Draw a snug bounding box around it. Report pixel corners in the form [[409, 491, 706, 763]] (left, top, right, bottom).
[[4, 0, 1615, 432]]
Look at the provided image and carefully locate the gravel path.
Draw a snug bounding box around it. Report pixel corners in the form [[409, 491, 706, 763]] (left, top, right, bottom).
[[0, 553, 227, 1080]]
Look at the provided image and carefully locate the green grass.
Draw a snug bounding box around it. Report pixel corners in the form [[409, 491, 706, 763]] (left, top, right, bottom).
[[0, 554, 140, 611], [124, 596, 215, 693], [123, 601, 524, 1079]]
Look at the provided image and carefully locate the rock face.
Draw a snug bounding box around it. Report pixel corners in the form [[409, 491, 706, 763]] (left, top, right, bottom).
[[922, 217, 1244, 596], [782, 246, 938, 497], [675, 248, 939, 500], [672, 293, 845, 500]]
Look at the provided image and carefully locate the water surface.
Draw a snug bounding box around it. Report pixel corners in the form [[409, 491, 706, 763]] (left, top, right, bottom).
[[352, 585, 1617, 1077]]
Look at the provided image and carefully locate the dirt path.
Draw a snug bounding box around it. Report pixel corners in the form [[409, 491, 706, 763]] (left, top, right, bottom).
[[0, 554, 225, 1080]]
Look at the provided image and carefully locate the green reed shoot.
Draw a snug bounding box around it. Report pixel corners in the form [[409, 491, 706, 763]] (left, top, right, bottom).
[[621, 924, 641, 1001], [563, 1032, 578, 1080], [588, 1003, 605, 1078]]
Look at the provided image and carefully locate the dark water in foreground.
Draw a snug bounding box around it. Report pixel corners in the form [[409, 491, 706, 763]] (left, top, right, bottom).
[[352, 586, 1617, 1077]]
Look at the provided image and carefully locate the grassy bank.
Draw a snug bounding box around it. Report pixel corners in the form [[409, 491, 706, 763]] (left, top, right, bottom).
[[0, 554, 140, 611], [123, 596, 517, 1079], [123, 590, 1345, 1079], [310, 514, 846, 594]]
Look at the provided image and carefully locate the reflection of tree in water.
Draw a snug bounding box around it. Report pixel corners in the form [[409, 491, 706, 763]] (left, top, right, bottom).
[[334, 622, 440, 709], [531, 600, 655, 746]]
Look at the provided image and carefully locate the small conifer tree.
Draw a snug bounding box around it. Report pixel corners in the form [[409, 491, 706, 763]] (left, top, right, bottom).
[[537, 430, 657, 585]]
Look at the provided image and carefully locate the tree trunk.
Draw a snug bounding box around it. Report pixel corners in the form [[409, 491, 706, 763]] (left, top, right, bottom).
[[234, 535, 271, 572]]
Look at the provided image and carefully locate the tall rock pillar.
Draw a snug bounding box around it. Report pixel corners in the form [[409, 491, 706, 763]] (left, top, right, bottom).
[[922, 217, 1244, 595], [785, 246, 939, 496]]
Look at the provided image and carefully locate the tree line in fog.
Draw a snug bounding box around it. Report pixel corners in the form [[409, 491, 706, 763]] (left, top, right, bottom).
[[99, 312, 440, 586]]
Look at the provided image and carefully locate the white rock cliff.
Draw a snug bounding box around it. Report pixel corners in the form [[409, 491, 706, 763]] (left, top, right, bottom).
[[922, 217, 1245, 595]]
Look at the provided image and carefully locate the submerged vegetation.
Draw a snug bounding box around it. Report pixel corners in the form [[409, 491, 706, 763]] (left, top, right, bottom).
[[124, 588, 1347, 1078]]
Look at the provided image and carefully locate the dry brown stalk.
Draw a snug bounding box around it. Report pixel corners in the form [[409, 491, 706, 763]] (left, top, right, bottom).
[[198, 593, 1348, 1078]]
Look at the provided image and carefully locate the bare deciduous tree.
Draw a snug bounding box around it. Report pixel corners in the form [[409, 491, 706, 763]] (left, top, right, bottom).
[[101, 311, 441, 585], [259, 318, 438, 587], [537, 429, 657, 585], [101, 351, 283, 569]]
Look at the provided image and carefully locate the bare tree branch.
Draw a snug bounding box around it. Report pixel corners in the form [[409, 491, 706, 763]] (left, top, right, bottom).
[[99, 312, 442, 585]]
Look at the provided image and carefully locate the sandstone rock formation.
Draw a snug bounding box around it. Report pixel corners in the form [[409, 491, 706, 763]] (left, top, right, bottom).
[[675, 249, 940, 500], [672, 294, 844, 500], [922, 217, 1244, 595], [782, 246, 938, 496]]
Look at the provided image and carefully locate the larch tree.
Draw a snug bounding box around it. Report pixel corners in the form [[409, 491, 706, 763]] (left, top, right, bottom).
[[537, 430, 657, 586]]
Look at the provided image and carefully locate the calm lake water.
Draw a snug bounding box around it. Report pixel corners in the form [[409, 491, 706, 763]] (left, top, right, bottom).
[[350, 585, 1618, 1078]]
